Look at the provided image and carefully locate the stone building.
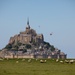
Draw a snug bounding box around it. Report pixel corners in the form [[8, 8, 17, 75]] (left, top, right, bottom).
[[9, 19, 44, 44], [0, 19, 67, 59]]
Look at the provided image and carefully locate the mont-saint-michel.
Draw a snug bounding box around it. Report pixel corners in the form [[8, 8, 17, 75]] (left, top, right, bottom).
[[0, 20, 67, 59]]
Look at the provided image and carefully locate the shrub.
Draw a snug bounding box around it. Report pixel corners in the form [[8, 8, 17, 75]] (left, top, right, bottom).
[[5, 44, 12, 50]]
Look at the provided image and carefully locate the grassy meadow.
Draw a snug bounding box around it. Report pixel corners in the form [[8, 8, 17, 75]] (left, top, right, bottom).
[[0, 59, 75, 75]]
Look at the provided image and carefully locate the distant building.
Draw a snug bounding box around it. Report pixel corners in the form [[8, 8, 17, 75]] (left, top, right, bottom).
[[0, 19, 67, 59], [9, 19, 44, 44]]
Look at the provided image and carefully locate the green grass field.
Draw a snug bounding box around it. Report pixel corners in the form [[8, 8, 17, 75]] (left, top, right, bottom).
[[0, 59, 75, 75]]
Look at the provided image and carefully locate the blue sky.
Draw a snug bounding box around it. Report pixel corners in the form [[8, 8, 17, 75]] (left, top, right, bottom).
[[0, 0, 75, 58]]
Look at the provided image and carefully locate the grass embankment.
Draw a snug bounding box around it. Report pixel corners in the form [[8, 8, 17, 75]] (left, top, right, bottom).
[[0, 59, 75, 75]]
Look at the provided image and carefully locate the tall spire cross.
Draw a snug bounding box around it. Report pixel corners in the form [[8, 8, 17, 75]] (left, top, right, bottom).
[[27, 18, 29, 25], [26, 18, 30, 29]]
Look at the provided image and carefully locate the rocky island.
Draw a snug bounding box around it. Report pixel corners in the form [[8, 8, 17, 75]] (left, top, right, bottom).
[[0, 19, 67, 59]]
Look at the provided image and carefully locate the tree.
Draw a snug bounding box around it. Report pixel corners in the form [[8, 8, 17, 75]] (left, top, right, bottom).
[[22, 49, 27, 53], [25, 44, 31, 49], [32, 40, 37, 46], [5, 44, 12, 50], [43, 41, 51, 46], [13, 45, 19, 50], [18, 42, 22, 46], [50, 45, 55, 51], [43, 41, 51, 49]]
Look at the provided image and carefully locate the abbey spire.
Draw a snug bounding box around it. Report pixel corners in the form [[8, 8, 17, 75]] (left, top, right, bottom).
[[26, 18, 30, 29]]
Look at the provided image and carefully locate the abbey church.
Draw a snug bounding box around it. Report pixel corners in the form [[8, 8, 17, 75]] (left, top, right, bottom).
[[9, 19, 44, 44]]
